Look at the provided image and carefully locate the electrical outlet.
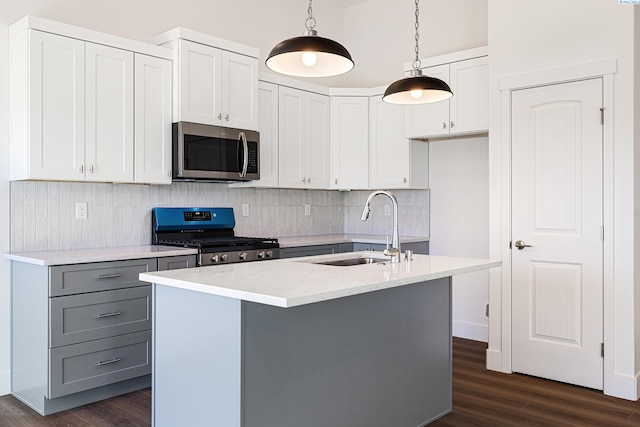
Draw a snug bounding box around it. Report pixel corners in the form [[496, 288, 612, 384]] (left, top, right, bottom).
[[304, 204, 311, 216], [384, 204, 391, 216], [75, 202, 87, 220], [242, 203, 250, 217]]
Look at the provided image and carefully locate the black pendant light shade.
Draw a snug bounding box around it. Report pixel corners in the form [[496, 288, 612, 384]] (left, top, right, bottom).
[[383, 0, 453, 105], [266, 34, 354, 78], [383, 69, 453, 104], [266, 0, 354, 78]]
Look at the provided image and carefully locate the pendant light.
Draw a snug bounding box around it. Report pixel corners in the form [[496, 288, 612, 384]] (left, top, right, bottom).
[[383, 0, 453, 104], [266, 0, 354, 78]]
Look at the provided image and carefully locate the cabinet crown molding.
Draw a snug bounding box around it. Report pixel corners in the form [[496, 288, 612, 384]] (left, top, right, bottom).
[[9, 15, 173, 60], [150, 27, 259, 59], [403, 45, 488, 72]]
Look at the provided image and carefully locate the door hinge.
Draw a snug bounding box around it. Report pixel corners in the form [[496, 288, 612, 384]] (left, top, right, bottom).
[[600, 107, 605, 125], [601, 226, 605, 242], [601, 343, 604, 358]]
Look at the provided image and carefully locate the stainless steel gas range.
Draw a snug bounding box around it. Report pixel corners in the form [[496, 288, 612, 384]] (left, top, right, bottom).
[[152, 207, 280, 266]]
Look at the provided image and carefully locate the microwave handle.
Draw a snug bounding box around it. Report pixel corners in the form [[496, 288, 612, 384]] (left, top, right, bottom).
[[239, 132, 249, 178]]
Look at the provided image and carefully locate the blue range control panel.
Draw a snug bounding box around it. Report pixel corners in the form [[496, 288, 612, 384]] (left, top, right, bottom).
[[152, 207, 236, 231]]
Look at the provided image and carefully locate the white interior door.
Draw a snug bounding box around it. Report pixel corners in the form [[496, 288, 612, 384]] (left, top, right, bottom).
[[511, 78, 603, 390]]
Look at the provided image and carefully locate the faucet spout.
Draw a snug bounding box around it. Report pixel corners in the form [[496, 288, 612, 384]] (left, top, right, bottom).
[[360, 190, 401, 262]]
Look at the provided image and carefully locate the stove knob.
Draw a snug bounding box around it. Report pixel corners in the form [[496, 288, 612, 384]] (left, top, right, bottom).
[[266, 250, 273, 258], [239, 252, 247, 260], [220, 254, 228, 262], [211, 254, 220, 263], [257, 251, 265, 259]]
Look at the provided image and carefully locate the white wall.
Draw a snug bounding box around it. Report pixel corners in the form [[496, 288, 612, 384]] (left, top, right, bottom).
[[429, 136, 489, 342], [0, 20, 11, 397], [343, 0, 488, 87], [487, 0, 638, 399]]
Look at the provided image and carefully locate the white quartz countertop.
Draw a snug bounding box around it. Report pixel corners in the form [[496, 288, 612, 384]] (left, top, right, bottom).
[[277, 234, 429, 248], [139, 251, 501, 308], [3, 245, 198, 266]]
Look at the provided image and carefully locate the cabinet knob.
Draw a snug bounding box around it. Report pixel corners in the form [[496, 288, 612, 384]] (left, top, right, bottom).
[[217, 113, 222, 120], [335, 179, 338, 185], [225, 114, 229, 121], [442, 122, 447, 129], [301, 178, 306, 183], [403, 177, 407, 183], [450, 121, 455, 128]]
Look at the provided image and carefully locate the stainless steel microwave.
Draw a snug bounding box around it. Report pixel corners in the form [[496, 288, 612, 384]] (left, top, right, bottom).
[[172, 122, 260, 182]]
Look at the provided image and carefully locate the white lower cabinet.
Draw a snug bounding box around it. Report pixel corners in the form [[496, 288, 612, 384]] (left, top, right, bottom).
[[9, 21, 172, 184], [370, 95, 429, 189], [278, 86, 330, 189], [10, 254, 196, 415]]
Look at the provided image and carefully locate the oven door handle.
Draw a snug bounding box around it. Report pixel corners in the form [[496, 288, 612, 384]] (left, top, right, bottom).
[[239, 132, 249, 178]]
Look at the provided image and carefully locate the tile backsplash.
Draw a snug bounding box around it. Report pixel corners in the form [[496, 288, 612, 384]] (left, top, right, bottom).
[[10, 181, 429, 252]]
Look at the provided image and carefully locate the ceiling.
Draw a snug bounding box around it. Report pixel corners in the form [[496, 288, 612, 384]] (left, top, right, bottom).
[[333, 0, 370, 8]]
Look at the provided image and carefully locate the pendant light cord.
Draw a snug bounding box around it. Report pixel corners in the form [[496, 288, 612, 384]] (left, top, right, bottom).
[[306, 0, 316, 31], [413, 0, 422, 71]]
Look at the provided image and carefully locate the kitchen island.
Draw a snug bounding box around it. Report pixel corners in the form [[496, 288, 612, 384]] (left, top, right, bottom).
[[140, 252, 500, 427]]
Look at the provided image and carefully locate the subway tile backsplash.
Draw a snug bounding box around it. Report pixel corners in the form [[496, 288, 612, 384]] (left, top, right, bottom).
[[10, 182, 429, 252]]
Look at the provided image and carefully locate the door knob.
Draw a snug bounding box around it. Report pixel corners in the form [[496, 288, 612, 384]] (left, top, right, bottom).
[[514, 240, 533, 250]]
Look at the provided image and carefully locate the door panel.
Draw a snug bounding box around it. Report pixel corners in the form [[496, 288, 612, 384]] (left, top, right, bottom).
[[511, 78, 603, 390]]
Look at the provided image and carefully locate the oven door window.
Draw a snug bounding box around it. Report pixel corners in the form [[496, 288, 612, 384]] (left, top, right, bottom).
[[183, 135, 242, 173]]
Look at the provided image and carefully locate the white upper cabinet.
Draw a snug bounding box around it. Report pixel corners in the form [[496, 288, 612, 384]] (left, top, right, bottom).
[[10, 30, 86, 181], [9, 17, 173, 184], [175, 39, 222, 126], [449, 56, 489, 135], [159, 33, 259, 131], [221, 51, 259, 130], [404, 64, 451, 139], [254, 81, 279, 187], [370, 95, 429, 189], [134, 54, 172, 184], [405, 54, 488, 139], [85, 43, 134, 182], [278, 86, 330, 189], [330, 97, 369, 190]]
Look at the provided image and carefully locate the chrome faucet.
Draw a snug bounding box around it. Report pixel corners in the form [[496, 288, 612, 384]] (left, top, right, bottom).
[[360, 190, 401, 263]]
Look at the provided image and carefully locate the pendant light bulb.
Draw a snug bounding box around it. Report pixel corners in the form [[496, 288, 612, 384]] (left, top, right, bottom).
[[410, 89, 423, 99], [383, 0, 453, 105], [301, 52, 318, 67], [266, 0, 354, 77]]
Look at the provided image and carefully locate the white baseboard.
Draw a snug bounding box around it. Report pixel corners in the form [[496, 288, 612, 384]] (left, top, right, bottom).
[[601, 371, 638, 401], [452, 320, 488, 342], [0, 369, 10, 396]]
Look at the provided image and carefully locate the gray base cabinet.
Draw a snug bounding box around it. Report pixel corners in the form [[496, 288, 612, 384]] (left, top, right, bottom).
[[153, 277, 452, 426], [11, 254, 196, 415]]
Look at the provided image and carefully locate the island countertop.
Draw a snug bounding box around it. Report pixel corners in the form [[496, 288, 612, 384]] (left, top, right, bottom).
[[139, 252, 501, 308]]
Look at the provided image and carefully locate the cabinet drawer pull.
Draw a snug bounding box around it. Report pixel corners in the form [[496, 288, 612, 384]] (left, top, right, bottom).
[[97, 274, 121, 280], [442, 122, 447, 129], [97, 311, 121, 319], [97, 357, 121, 367]]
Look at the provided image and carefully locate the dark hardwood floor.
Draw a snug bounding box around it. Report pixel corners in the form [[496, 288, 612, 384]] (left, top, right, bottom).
[[1, 338, 639, 426]]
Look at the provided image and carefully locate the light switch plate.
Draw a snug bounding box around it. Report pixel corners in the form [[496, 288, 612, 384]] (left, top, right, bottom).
[[304, 204, 311, 216], [384, 204, 391, 216], [242, 203, 250, 217]]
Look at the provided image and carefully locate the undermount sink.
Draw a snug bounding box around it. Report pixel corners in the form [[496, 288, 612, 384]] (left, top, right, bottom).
[[314, 257, 387, 267]]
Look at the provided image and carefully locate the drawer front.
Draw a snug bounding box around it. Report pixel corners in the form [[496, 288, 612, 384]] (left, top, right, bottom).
[[157, 255, 197, 271], [50, 286, 152, 347], [50, 259, 157, 296], [49, 330, 151, 398]]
